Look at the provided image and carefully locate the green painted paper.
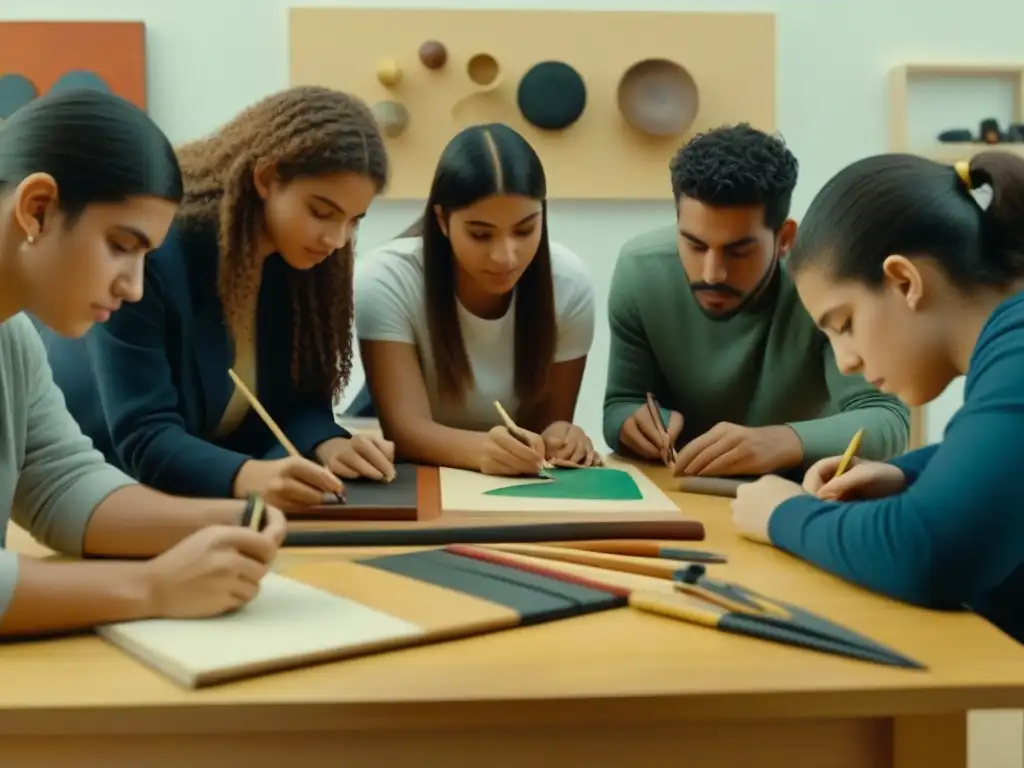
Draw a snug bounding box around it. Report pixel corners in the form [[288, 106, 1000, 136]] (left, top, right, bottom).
[[483, 467, 643, 501]]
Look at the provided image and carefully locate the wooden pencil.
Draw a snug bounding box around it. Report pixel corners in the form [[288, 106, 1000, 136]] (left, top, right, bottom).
[[227, 368, 345, 503], [482, 543, 703, 579], [540, 539, 728, 564], [492, 400, 554, 473], [834, 428, 864, 478], [629, 591, 724, 628], [645, 392, 678, 465]]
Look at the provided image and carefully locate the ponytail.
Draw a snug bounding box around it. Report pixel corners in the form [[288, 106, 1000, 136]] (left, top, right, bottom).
[[960, 151, 1024, 279]]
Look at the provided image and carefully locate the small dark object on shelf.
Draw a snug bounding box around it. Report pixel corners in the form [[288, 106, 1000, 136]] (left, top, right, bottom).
[[1007, 123, 1024, 142], [516, 60, 587, 131], [980, 118, 1002, 143], [418, 40, 447, 70], [937, 128, 973, 143]]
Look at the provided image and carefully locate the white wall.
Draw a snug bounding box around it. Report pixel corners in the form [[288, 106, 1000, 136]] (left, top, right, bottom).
[[7, 0, 1024, 450]]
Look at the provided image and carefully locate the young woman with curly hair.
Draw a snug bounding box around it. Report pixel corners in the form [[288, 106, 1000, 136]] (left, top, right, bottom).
[[43, 86, 394, 512]]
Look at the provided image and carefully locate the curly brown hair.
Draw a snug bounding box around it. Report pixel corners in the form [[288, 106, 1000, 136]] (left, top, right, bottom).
[[174, 85, 389, 400]]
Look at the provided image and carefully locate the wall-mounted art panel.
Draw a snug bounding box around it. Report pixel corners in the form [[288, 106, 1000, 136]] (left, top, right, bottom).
[[0, 21, 146, 116], [289, 8, 775, 200]]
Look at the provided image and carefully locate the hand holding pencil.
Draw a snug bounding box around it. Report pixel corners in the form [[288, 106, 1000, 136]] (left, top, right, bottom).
[[802, 429, 906, 501], [227, 369, 346, 512], [480, 401, 551, 477]]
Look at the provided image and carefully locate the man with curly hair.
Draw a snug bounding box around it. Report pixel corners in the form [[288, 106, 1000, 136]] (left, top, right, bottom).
[[603, 123, 910, 479]]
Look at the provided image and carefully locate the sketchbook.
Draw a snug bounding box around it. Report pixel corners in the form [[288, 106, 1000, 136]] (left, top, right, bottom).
[[96, 550, 627, 689]]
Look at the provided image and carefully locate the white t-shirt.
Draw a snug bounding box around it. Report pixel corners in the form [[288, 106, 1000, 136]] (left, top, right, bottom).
[[354, 236, 596, 431]]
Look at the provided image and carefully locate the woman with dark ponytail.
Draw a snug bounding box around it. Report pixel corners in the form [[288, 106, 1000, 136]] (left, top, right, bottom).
[[0, 90, 285, 637], [729, 151, 1024, 642]]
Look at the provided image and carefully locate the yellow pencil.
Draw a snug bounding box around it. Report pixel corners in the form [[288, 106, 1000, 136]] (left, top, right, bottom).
[[493, 400, 555, 472], [628, 591, 724, 628], [834, 428, 864, 478]]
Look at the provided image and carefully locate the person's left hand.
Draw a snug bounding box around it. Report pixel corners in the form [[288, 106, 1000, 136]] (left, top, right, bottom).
[[316, 435, 396, 482], [541, 422, 602, 467], [730, 475, 806, 543], [672, 423, 802, 477]]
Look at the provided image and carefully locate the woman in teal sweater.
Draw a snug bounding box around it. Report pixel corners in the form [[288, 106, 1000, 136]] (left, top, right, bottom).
[[731, 151, 1024, 643]]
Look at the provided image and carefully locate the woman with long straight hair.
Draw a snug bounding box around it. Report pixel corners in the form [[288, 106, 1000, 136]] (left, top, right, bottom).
[[354, 123, 599, 476], [0, 89, 284, 638]]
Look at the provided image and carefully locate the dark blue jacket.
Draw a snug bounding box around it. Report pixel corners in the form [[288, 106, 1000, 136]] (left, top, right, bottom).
[[770, 290, 1024, 643], [42, 220, 350, 498]]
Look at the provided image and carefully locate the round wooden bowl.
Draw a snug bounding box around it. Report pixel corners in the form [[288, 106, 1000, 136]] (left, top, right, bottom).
[[616, 58, 699, 137]]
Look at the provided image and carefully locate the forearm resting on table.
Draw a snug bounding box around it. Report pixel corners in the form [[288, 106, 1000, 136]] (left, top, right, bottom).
[[0, 556, 154, 636], [388, 417, 489, 470], [83, 484, 243, 558]]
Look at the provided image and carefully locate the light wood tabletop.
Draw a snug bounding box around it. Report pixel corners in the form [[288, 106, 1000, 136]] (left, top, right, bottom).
[[1, 463, 1022, 768]]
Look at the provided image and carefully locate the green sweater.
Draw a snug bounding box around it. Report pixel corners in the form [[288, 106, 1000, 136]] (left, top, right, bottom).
[[603, 226, 910, 467]]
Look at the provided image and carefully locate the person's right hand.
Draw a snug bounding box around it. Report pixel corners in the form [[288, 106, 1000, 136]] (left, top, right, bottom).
[[479, 425, 546, 476], [618, 404, 684, 464], [236, 457, 344, 512], [143, 524, 280, 618], [802, 456, 907, 501]]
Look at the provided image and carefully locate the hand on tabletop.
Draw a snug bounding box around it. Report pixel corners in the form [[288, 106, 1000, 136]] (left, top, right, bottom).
[[480, 425, 546, 476], [672, 423, 803, 478], [619, 403, 683, 465], [235, 456, 344, 512], [317, 435, 396, 482], [142, 517, 282, 618], [803, 456, 906, 501], [541, 421, 602, 467], [730, 475, 806, 544]]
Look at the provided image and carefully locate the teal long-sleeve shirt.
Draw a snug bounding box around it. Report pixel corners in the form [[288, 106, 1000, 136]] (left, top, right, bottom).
[[602, 226, 909, 469], [769, 290, 1024, 643]]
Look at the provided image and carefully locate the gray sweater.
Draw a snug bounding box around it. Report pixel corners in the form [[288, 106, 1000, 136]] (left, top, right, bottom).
[[0, 314, 135, 620]]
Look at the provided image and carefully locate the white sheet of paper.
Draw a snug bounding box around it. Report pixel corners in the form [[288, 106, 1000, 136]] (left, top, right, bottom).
[[97, 573, 424, 687]]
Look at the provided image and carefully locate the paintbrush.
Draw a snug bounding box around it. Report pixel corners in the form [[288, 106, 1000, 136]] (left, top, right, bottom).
[[481, 543, 722, 579], [645, 392, 678, 466], [539, 539, 728, 564], [447, 545, 924, 669], [227, 368, 347, 504], [493, 400, 553, 478]]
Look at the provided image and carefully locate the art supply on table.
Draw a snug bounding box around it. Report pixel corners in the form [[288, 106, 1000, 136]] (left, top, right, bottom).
[[481, 543, 719, 579], [834, 428, 864, 478], [645, 392, 678, 466], [97, 546, 631, 689], [227, 368, 347, 503], [241, 494, 267, 531], [455, 545, 924, 669], [677, 476, 751, 498], [284, 518, 706, 548], [542, 539, 727, 564], [438, 460, 681, 516], [493, 400, 554, 477], [292, 463, 422, 521]]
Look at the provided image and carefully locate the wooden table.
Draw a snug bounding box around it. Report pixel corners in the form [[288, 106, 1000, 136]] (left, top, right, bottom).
[[2, 464, 1023, 768]]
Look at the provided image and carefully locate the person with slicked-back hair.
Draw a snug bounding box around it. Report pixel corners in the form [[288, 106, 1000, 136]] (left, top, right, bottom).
[[45, 86, 394, 513], [0, 89, 286, 638], [731, 150, 1024, 643], [353, 123, 599, 475]]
